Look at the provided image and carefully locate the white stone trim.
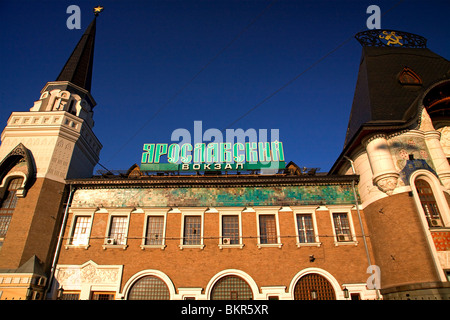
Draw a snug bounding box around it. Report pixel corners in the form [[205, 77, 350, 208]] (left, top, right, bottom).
[[140, 208, 168, 250], [178, 207, 206, 250], [54, 260, 123, 300], [409, 170, 449, 281], [218, 207, 244, 249]]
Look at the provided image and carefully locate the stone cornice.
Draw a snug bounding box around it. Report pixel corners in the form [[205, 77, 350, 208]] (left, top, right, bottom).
[[66, 174, 359, 189]]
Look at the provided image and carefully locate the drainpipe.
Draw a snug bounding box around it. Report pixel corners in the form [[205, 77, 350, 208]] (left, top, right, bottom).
[[45, 184, 75, 300], [343, 156, 380, 299]]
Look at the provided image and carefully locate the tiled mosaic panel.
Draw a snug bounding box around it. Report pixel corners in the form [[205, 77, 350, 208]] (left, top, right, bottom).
[[431, 231, 450, 251], [72, 185, 356, 208], [389, 135, 434, 172]]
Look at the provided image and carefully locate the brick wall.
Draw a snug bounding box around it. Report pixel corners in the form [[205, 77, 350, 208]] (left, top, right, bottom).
[[0, 178, 66, 271], [363, 192, 438, 288], [58, 204, 373, 293]]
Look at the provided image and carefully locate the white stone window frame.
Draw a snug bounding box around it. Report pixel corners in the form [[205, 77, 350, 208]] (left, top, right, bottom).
[[410, 170, 450, 228], [255, 207, 282, 249], [65, 208, 95, 249], [292, 206, 322, 248], [328, 205, 358, 246], [0, 172, 28, 198], [409, 170, 450, 281], [218, 207, 244, 249], [102, 208, 131, 250], [140, 208, 168, 250], [178, 208, 205, 250]]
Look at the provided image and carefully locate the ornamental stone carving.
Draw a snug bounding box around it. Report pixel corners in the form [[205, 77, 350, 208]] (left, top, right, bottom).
[[56, 261, 121, 287], [374, 173, 399, 195]]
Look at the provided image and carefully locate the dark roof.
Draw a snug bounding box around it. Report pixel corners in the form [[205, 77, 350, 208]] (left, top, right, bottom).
[[329, 31, 450, 175], [56, 17, 97, 92], [344, 46, 450, 148]]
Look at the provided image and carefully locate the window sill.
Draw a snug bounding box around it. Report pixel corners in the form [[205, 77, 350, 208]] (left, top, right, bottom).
[[102, 244, 128, 250], [64, 244, 90, 250], [334, 240, 358, 247], [218, 244, 245, 250], [140, 244, 167, 250], [296, 242, 322, 248], [257, 243, 283, 249], [429, 226, 450, 231], [178, 244, 205, 250]]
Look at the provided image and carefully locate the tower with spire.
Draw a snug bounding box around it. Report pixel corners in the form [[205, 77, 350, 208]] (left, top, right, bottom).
[[0, 13, 102, 300]]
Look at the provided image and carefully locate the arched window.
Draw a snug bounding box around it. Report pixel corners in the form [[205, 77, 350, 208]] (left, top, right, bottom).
[[0, 178, 23, 247], [293, 273, 336, 300], [398, 67, 422, 85], [415, 179, 443, 227], [127, 276, 170, 300], [211, 275, 253, 300]]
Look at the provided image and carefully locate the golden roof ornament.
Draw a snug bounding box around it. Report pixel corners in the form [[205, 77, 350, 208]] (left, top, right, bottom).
[[93, 5, 104, 16]]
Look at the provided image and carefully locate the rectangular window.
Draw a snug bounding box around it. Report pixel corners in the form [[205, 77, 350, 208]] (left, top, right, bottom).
[[183, 216, 201, 245], [333, 213, 351, 242], [259, 214, 277, 244], [90, 292, 115, 300], [145, 216, 164, 245], [222, 215, 239, 244], [0, 178, 23, 247], [296, 214, 315, 243], [0, 216, 12, 239], [70, 216, 91, 245], [108, 216, 128, 245], [61, 292, 80, 300]]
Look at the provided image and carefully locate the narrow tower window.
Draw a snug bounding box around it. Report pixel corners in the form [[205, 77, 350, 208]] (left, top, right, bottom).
[[415, 179, 443, 227], [398, 67, 422, 85], [0, 178, 23, 248]]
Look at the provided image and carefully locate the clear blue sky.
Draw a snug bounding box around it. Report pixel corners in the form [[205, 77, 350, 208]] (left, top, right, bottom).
[[1, 0, 449, 174]]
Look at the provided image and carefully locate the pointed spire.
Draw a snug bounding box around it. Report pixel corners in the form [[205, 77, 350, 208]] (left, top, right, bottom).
[[56, 16, 97, 92]]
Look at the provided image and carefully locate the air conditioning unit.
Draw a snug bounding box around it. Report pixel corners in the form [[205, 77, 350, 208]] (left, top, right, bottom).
[[337, 234, 351, 242], [105, 238, 117, 245], [430, 219, 443, 227], [222, 237, 231, 245]]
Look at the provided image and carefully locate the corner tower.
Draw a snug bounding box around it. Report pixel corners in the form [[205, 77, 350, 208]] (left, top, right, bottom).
[[0, 13, 103, 299], [331, 30, 450, 299]]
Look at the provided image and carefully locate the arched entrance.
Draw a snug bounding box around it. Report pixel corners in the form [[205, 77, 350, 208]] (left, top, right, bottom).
[[293, 273, 336, 300]]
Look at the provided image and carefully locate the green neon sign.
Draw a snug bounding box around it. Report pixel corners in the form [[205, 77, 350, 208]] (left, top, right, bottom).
[[140, 141, 285, 172]]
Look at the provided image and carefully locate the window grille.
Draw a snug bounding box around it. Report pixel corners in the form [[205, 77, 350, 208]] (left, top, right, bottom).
[[145, 216, 164, 245], [296, 214, 315, 243], [183, 215, 201, 245], [259, 215, 277, 244], [211, 276, 253, 300], [222, 215, 239, 244], [128, 276, 170, 300], [0, 178, 23, 246], [416, 179, 443, 227], [91, 292, 115, 300], [70, 216, 91, 245], [108, 216, 128, 245], [294, 273, 336, 300], [333, 213, 351, 241]]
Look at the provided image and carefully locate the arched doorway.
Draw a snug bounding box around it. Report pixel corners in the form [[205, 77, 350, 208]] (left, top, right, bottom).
[[127, 275, 171, 300], [293, 273, 336, 300], [210, 275, 253, 300]]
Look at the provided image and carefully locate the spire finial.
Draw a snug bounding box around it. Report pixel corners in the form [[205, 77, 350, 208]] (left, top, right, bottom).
[[93, 5, 104, 16]]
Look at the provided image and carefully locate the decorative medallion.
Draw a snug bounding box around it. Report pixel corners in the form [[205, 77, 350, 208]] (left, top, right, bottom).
[[355, 29, 427, 48]]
